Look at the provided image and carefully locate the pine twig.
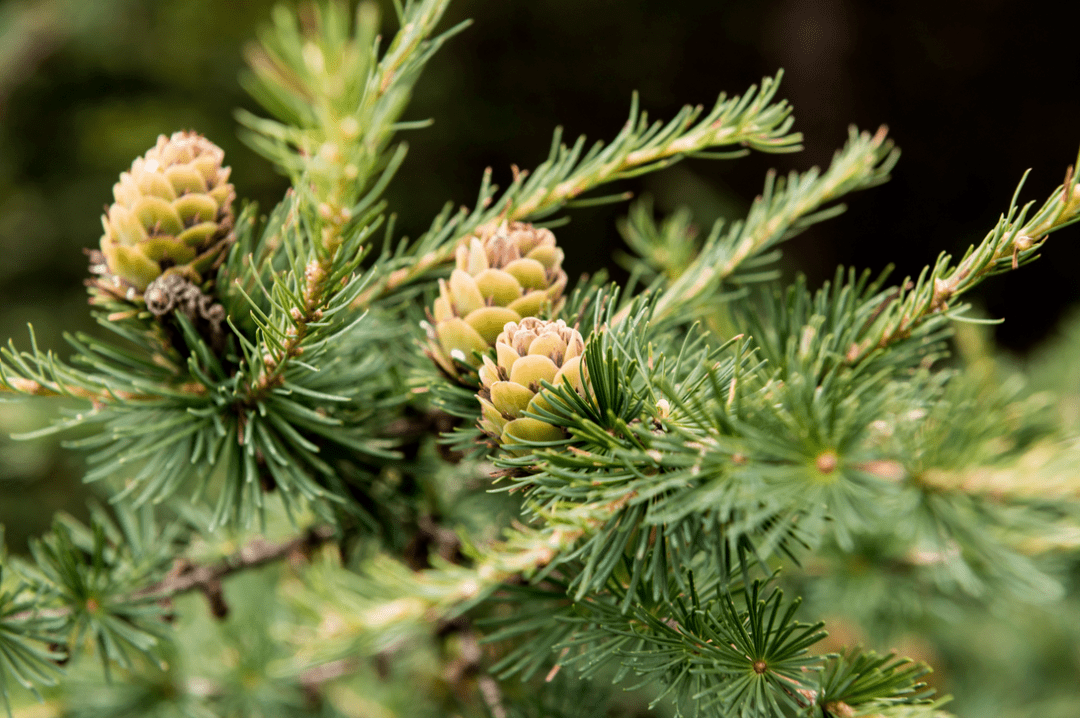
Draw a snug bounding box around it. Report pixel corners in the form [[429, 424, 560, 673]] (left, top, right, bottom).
[[618, 124, 897, 325], [0, 376, 116, 401], [0, 372, 204, 404], [352, 74, 803, 309], [846, 161, 1080, 362], [9, 525, 335, 624], [243, 0, 458, 395], [139, 524, 335, 611]]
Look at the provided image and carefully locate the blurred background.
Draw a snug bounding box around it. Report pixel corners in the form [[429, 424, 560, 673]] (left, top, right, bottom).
[[2, 0, 1079, 556], [2, 0, 1079, 565], [2, 1, 1080, 715]]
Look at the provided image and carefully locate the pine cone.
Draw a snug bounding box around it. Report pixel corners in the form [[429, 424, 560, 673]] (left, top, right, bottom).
[[477, 318, 585, 449], [95, 131, 236, 297], [427, 222, 567, 381]]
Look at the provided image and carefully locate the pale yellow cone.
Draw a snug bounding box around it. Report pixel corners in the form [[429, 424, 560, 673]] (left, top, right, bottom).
[[476, 318, 585, 450], [427, 222, 568, 381], [96, 131, 235, 297]]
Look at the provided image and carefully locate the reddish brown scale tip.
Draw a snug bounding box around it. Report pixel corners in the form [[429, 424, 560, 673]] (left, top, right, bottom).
[[816, 450, 839, 474]]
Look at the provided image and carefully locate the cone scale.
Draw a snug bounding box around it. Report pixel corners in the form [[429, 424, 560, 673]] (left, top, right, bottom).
[[476, 318, 585, 449], [94, 131, 236, 299], [426, 222, 568, 381]]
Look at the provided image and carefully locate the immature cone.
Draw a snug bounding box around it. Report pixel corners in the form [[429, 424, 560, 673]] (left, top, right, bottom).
[[428, 222, 567, 381], [477, 318, 585, 448], [95, 131, 236, 297]]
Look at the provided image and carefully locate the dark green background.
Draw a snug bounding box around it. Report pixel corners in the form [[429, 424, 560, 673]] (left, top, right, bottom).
[[3, 5, 1080, 716], [2, 0, 1078, 542]]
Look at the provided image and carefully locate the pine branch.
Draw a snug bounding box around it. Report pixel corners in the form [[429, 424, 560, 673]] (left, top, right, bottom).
[[6, 525, 334, 625], [492, 289, 1074, 605], [5, 269, 407, 526], [279, 490, 639, 673], [0, 374, 115, 402], [849, 154, 1080, 362], [1, 517, 341, 708], [559, 582, 828, 717], [352, 72, 803, 308], [0, 331, 204, 404], [0, 366, 203, 405], [238, 0, 463, 395], [918, 439, 1080, 503], [133, 524, 335, 608], [617, 124, 898, 325], [3, 1, 1078, 714], [506, 73, 801, 218]]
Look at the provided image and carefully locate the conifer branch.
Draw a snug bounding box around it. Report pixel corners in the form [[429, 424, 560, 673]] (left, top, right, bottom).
[[239, 0, 461, 393], [0, 332, 208, 404], [2, 0, 1078, 713], [6, 526, 334, 626], [921, 443, 1080, 505], [352, 72, 803, 308], [0, 374, 112, 402], [849, 155, 1080, 362], [617, 124, 898, 325], [504, 72, 801, 219], [134, 524, 335, 605], [282, 492, 638, 667]]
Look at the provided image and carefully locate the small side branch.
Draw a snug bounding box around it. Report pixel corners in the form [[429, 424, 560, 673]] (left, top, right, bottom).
[[9, 525, 335, 624], [139, 524, 336, 616], [352, 74, 802, 309], [849, 159, 1080, 362]]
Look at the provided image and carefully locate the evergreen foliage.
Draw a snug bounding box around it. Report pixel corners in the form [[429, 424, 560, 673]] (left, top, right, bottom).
[[2, 1, 1080, 716]]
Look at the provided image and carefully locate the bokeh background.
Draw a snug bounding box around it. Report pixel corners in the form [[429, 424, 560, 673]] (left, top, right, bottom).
[[3, 0, 1079, 553], [2, 2, 1080, 715], [2, 0, 1079, 547]]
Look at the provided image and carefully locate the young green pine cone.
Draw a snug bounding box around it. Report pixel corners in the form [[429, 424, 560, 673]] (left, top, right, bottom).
[[95, 131, 236, 297], [428, 222, 567, 381], [477, 317, 585, 448]]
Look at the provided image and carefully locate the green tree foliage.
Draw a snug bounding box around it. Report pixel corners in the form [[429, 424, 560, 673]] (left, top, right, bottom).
[[2, 1, 1080, 717]]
